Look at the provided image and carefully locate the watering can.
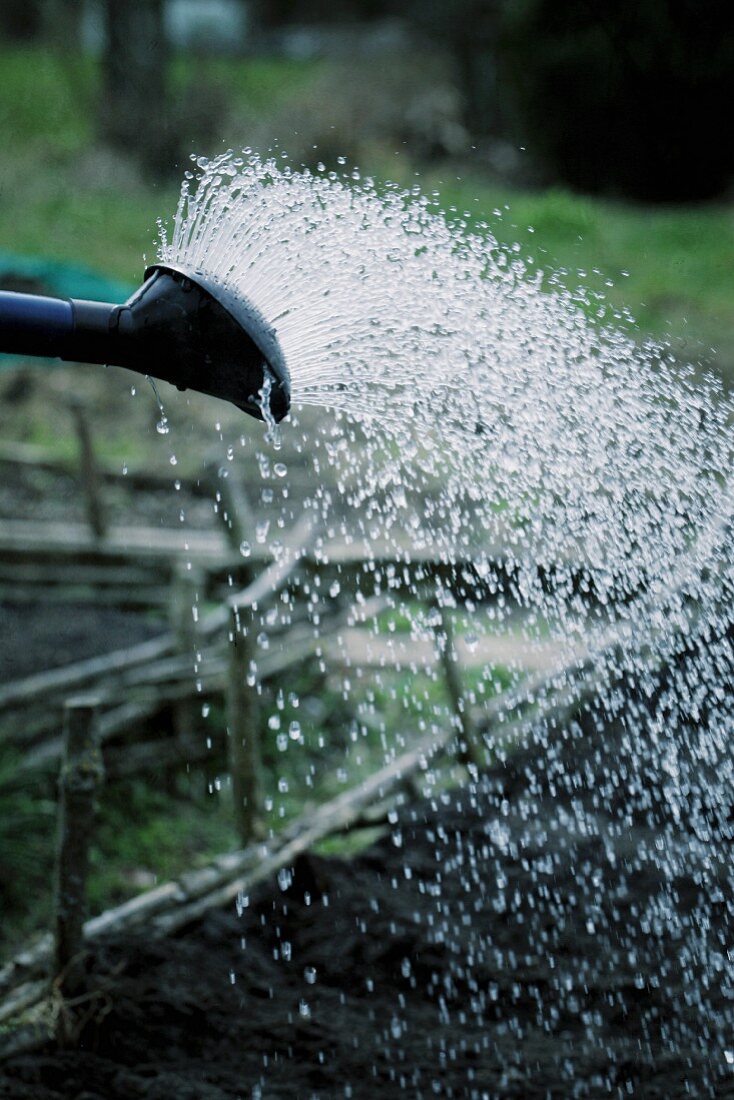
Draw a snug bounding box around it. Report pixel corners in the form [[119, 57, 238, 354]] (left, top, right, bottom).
[[0, 264, 290, 422]]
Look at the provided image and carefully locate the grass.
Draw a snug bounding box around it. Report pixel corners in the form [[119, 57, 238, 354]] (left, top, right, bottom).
[[88, 777, 239, 913], [0, 775, 242, 955], [423, 174, 734, 367], [0, 47, 96, 153], [1, 601, 513, 954], [170, 53, 322, 114], [0, 48, 320, 283], [0, 48, 157, 280]]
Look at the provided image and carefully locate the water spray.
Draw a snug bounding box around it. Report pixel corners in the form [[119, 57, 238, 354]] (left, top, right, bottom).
[[2, 146, 734, 1087], [0, 263, 290, 422]]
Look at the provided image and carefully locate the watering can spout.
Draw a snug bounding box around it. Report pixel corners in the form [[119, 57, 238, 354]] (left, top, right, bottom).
[[0, 266, 290, 423]]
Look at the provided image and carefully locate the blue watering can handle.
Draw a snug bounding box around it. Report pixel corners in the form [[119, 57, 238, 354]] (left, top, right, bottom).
[[0, 290, 73, 359]]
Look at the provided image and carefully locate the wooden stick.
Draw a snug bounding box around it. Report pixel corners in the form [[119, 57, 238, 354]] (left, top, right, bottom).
[[54, 697, 104, 1004], [7, 726, 435, 975], [204, 512, 317, 634], [67, 398, 107, 541], [0, 641, 645, 1034], [0, 632, 176, 710], [0, 440, 203, 495], [168, 563, 204, 757], [0, 563, 167, 586], [206, 457, 256, 552], [226, 604, 262, 844], [150, 725, 451, 936], [0, 518, 230, 563], [0, 516, 718, 1034], [0, 584, 172, 610], [6, 595, 387, 770], [435, 606, 482, 768]]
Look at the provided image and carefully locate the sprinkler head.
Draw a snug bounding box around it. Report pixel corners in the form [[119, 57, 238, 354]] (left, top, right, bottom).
[[122, 265, 290, 422]]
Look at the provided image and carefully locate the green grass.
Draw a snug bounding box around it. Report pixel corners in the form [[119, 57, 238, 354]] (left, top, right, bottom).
[[426, 174, 734, 366], [0, 47, 319, 154], [88, 778, 239, 912], [0, 47, 96, 152], [0, 187, 171, 284], [0, 47, 161, 281], [0, 647, 475, 953], [170, 54, 322, 113], [0, 47, 321, 283], [0, 754, 242, 954], [0, 597, 519, 952]]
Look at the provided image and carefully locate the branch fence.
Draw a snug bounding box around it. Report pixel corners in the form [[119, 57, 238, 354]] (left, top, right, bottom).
[[0, 417, 683, 1056]]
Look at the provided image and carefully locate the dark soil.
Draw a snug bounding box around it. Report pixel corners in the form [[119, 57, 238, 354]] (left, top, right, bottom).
[[0, 457, 213, 530], [0, 603, 166, 682], [2, 742, 732, 1100]]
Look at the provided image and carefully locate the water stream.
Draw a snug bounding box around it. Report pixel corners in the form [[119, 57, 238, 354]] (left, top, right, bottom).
[[161, 150, 734, 1093]]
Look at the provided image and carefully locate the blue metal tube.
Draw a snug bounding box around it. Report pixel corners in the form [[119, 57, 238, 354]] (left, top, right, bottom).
[[0, 290, 74, 359]]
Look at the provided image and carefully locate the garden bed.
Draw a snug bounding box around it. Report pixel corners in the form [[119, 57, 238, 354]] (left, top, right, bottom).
[[1, 738, 728, 1100]]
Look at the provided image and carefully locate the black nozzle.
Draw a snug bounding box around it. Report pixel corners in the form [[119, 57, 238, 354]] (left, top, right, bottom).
[[120, 266, 290, 422], [0, 267, 290, 423]]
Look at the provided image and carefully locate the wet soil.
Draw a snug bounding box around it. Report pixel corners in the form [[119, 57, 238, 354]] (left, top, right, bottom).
[[2, 738, 732, 1100], [0, 603, 166, 682]]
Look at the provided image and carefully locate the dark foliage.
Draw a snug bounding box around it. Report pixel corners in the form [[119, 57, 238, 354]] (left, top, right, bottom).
[[0, 0, 43, 41], [100, 0, 173, 177], [497, 0, 734, 201], [401, 0, 506, 140]]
